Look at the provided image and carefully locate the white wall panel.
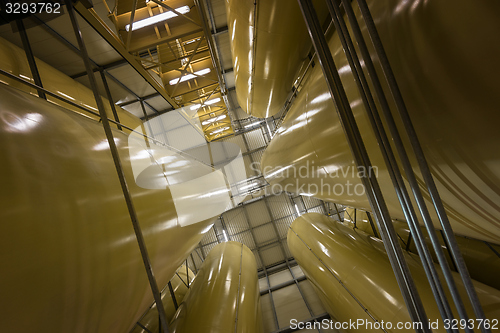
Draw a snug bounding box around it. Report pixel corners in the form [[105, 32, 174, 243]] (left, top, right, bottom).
[[246, 200, 271, 227]]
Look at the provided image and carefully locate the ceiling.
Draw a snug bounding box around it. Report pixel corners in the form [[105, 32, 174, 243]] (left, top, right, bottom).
[[0, 0, 247, 140]]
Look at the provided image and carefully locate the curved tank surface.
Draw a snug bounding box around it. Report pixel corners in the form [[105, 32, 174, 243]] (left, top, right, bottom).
[[0, 83, 216, 333], [225, 0, 325, 118], [288, 213, 500, 332], [170, 241, 263, 333], [261, 0, 500, 244], [0, 37, 141, 131], [131, 265, 195, 333], [342, 207, 500, 291]]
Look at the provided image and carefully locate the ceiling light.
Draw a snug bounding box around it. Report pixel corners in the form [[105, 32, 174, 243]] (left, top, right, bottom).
[[245, 120, 264, 128], [190, 97, 221, 111], [202, 114, 226, 126], [209, 126, 229, 135], [205, 97, 221, 105], [125, 5, 190, 32], [294, 204, 301, 216], [184, 38, 200, 45], [169, 68, 210, 85]]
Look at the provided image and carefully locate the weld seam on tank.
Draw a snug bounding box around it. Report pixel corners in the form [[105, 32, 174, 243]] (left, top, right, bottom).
[[234, 243, 244, 333], [249, 0, 259, 113], [289, 226, 384, 328]]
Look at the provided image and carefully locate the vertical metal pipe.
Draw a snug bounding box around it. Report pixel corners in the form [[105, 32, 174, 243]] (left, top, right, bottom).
[[440, 230, 459, 272], [185, 260, 190, 288], [365, 212, 379, 238], [16, 19, 46, 100], [99, 69, 122, 130], [125, 0, 138, 50], [340, 0, 467, 324], [347, 0, 487, 328], [296, 0, 429, 328], [406, 233, 413, 252], [64, 2, 170, 332], [328, 0, 455, 327]]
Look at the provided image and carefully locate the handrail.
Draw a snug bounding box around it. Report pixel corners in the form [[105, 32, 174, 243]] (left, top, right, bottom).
[[0, 69, 214, 168]]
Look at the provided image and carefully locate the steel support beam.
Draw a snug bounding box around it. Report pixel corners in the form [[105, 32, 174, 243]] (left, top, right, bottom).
[[337, 0, 487, 329], [260, 275, 307, 296], [32, 14, 162, 115], [297, 0, 429, 328], [73, 1, 179, 109], [65, 2, 170, 332], [16, 19, 46, 100], [99, 69, 122, 130]]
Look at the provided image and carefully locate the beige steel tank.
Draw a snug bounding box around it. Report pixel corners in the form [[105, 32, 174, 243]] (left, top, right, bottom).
[[288, 213, 500, 332], [170, 241, 263, 333], [225, 0, 326, 118], [342, 207, 500, 291], [261, 0, 500, 244], [0, 36, 140, 131], [131, 265, 195, 333], [0, 79, 217, 331], [0, 33, 245, 332]]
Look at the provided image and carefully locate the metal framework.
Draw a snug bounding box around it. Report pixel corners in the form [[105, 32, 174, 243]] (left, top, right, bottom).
[[64, 1, 171, 331], [297, 0, 490, 332]]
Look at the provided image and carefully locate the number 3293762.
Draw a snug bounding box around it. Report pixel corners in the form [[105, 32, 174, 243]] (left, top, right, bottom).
[[4, 2, 61, 14]]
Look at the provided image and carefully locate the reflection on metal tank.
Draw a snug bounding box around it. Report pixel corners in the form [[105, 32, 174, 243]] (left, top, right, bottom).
[[261, 0, 500, 243], [170, 241, 263, 333], [224, 0, 322, 118], [132, 265, 195, 333], [0, 83, 215, 333], [288, 213, 500, 332], [342, 207, 500, 291], [0, 37, 140, 131]]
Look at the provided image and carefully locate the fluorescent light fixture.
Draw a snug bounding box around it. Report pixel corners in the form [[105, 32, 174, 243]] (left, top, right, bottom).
[[245, 120, 264, 128], [299, 192, 314, 197], [19, 74, 32, 80], [222, 229, 228, 242], [184, 38, 200, 45], [190, 97, 221, 111], [294, 204, 301, 216], [125, 5, 190, 31], [202, 114, 226, 126], [169, 68, 210, 85], [209, 126, 229, 135], [205, 97, 221, 105]]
